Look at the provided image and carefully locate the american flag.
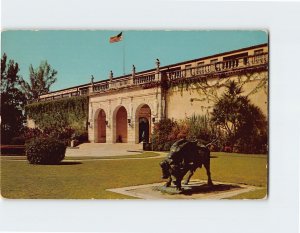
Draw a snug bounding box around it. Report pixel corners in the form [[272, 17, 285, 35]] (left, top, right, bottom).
[[109, 32, 123, 43]]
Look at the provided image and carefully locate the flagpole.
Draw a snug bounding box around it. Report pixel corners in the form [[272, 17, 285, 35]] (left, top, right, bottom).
[[122, 34, 125, 75]]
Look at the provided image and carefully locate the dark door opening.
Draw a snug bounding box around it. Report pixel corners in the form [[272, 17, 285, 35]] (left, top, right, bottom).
[[139, 117, 149, 143]]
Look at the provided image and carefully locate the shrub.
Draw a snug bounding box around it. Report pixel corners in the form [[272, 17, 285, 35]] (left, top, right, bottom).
[[10, 136, 25, 145], [25, 96, 89, 146], [185, 114, 217, 142], [168, 121, 189, 141], [24, 127, 45, 142], [163, 141, 173, 151], [154, 119, 176, 141], [26, 138, 66, 164], [151, 116, 224, 152], [143, 142, 152, 151], [211, 81, 268, 154], [1, 145, 25, 155], [151, 118, 176, 151], [157, 144, 164, 151], [73, 131, 89, 144]]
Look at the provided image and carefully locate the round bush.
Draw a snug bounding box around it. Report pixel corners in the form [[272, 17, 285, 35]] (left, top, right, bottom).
[[26, 138, 66, 165], [163, 142, 173, 151]]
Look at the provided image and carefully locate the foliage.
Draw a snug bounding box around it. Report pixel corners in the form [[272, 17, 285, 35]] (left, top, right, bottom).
[[1, 145, 25, 155], [151, 115, 222, 151], [211, 81, 268, 153], [25, 96, 89, 139], [23, 127, 44, 141], [26, 137, 66, 165], [168, 70, 268, 105], [184, 114, 216, 142], [20, 61, 57, 101], [162, 141, 174, 152], [151, 118, 176, 151], [10, 136, 25, 145], [0, 53, 26, 144], [167, 120, 189, 142], [73, 131, 88, 144]]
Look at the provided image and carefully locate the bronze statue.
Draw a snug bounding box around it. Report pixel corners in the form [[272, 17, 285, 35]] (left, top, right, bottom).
[[160, 139, 213, 191]]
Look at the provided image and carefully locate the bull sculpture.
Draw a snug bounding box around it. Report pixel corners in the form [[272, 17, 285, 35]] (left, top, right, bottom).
[[160, 139, 213, 191]]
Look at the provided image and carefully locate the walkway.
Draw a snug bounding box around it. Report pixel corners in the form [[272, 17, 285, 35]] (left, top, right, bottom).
[[65, 143, 144, 157]]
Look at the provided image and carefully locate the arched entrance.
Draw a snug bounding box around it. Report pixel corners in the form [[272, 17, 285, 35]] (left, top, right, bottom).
[[135, 104, 151, 143], [95, 109, 106, 143], [115, 106, 128, 143]]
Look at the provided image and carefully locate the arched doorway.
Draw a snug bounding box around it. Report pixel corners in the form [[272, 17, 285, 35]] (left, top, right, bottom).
[[95, 109, 106, 143], [115, 106, 128, 143], [135, 104, 151, 143]]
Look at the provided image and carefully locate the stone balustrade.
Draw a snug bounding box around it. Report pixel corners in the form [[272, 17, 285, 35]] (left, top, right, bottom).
[[93, 82, 109, 92], [166, 53, 268, 80], [36, 52, 268, 103], [133, 73, 156, 84]]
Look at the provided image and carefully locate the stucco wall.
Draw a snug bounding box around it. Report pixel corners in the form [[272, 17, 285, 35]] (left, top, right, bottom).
[[166, 71, 268, 120], [89, 86, 162, 143]]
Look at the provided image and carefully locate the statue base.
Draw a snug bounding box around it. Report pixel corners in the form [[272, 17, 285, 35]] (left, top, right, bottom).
[[107, 180, 264, 199], [153, 186, 185, 194]]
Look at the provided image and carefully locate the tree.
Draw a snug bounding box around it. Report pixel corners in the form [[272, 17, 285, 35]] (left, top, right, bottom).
[[211, 81, 267, 153], [20, 61, 57, 101], [1, 53, 26, 144]]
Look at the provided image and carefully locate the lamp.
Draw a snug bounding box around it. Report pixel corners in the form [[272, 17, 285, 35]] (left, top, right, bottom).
[[127, 119, 131, 124]]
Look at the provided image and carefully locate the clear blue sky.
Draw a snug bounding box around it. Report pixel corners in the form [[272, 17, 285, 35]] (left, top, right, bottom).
[[1, 30, 268, 91]]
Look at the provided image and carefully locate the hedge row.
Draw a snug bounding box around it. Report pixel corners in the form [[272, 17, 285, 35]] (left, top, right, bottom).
[[25, 96, 88, 132]]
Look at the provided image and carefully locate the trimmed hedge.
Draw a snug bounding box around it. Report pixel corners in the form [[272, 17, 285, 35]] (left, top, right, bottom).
[[26, 138, 66, 164], [1, 145, 25, 155]]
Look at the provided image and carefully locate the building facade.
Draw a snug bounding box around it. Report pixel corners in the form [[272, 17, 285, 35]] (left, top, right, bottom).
[[30, 43, 269, 144]]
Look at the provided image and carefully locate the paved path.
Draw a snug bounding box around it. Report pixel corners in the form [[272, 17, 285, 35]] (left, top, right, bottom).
[[65, 143, 144, 157]]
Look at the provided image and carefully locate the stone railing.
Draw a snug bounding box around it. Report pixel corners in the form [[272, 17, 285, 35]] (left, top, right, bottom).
[[166, 53, 268, 80], [93, 82, 109, 92], [133, 72, 156, 85], [35, 52, 268, 102], [108, 76, 132, 89]]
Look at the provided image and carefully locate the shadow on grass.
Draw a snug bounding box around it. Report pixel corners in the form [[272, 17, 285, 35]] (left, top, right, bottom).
[[182, 183, 240, 195], [157, 183, 241, 195], [58, 161, 82, 165]]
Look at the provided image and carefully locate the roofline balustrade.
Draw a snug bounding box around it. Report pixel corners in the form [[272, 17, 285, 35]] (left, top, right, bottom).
[[32, 52, 268, 103]]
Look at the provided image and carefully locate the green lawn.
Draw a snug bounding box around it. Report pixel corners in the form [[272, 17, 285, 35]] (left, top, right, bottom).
[[0, 152, 268, 199], [2, 151, 161, 161]]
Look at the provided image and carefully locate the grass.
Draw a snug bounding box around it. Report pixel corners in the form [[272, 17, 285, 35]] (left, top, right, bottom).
[[66, 151, 161, 160], [0, 151, 268, 199], [227, 188, 267, 199], [1, 151, 161, 161]]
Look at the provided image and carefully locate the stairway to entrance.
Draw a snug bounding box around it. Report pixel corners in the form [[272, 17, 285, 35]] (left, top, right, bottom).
[[65, 143, 143, 157]]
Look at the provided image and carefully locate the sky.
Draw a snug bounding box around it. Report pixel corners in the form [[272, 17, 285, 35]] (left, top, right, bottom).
[[1, 30, 268, 91]]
